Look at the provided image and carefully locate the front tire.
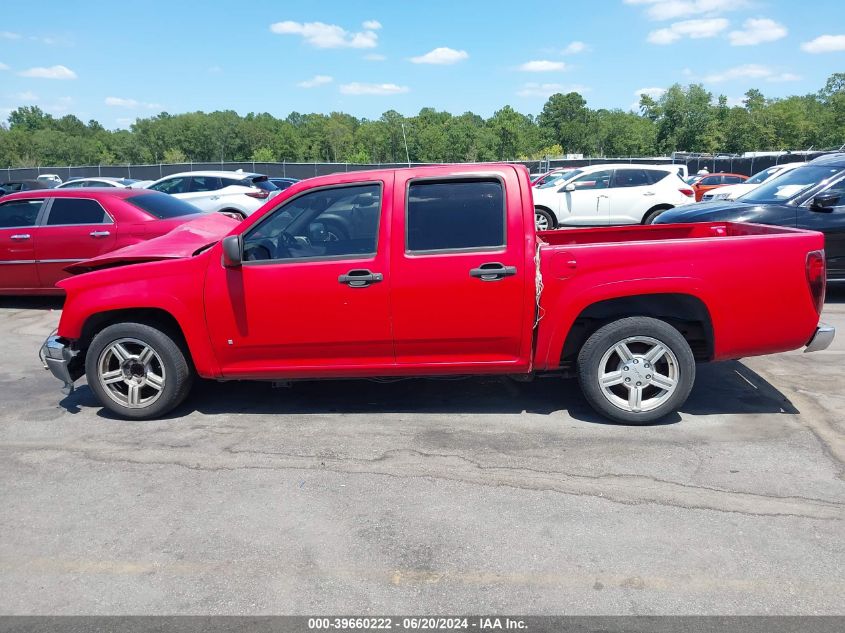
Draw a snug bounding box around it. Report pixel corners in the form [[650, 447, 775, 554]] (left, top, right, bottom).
[[85, 322, 194, 420], [577, 317, 695, 424]]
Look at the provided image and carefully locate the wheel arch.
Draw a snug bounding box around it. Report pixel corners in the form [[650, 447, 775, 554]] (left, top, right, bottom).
[[642, 204, 674, 223], [80, 308, 191, 362], [559, 293, 714, 367], [534, 205, 558, 229]]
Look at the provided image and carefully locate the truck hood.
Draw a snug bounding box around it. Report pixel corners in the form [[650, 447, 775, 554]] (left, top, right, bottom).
[[653, 200, 797, 227], [65, 213, 238, 274]]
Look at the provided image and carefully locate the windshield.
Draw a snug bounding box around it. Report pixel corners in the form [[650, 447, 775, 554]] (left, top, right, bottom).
[[126, 192, 203, 218], [536, 171, 573, 189], [739, 165, 845, 204], [745, 166, 779, 185], [547, 169, 583, 188]]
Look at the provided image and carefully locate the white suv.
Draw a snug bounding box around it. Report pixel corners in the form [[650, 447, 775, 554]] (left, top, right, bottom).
[[532, 164, 694, 229], [145, 171, 280, 218]]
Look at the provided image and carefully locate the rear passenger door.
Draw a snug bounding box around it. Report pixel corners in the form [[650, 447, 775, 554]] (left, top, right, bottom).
[[390, 172, 529, 369], [0, 198, 45, 291], [608, 169, 654, 224], [35, 197, 117, 289], [181, 176, 223, 212]]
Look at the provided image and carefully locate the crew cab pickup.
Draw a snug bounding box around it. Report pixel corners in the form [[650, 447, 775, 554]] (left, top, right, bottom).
[[41, 164, 835, 424]]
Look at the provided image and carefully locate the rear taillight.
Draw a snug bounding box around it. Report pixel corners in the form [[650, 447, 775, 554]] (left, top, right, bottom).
[[679, 188, 694, 197], [246, 189, 269, 199], [806, 250, 826, 314]]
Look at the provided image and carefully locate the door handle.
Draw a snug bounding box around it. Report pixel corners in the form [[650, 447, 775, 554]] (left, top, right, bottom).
[[10, 234, 31, 241], [338, 269, 383, 287], [89, 230, 111, 238], [469, 262, 517, 281]]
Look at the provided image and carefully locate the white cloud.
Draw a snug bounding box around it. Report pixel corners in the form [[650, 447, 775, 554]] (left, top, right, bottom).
[[11, 91, 38, 101], [270, 20, 379, 49], [364, 53, 386, 61], [699, 64, 801, 83], [647, 18, 728, 44], [0, 62, 9, 71], [517, 82, 590, 97], [0, 31, 21, 40], [728, 18, 787, 46], [801, 34, 845, 53], [410, 47, 469, 65], [105, 96, 161, 109], [44, 96, 72, 114], [624, 0, 746, 21], [298, 74, 333, 88], [631, 87, 666, 109], [18, 65, 77, 79], [362, 20, 382, 30], [339, 82, 409, 95], [562, 41, 588, 54], [519, 60, 567, 72]]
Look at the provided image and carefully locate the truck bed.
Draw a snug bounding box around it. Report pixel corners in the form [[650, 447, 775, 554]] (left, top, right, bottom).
[[537, 221, 806, 247]]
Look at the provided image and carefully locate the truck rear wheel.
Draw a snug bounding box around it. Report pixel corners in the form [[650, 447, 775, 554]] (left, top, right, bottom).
[[577, 317, 695, 424], [85, 322, 194, 420]]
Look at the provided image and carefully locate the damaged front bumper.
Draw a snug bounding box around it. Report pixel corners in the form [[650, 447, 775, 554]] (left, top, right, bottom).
[[40, 335, 83, 395]]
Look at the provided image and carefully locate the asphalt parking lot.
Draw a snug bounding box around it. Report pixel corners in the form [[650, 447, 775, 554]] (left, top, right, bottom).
[[1, 290, 843, 615]]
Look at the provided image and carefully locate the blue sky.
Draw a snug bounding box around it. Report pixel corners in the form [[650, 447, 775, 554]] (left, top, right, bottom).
[[1, 0, 844, 128]]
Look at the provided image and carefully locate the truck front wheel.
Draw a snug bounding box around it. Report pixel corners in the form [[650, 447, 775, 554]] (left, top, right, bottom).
[[577, 317, 695, 424], [85, 322, 194, 420]]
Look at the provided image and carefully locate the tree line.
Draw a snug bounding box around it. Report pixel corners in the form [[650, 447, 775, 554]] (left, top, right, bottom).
[[1, 74, 842, 168]]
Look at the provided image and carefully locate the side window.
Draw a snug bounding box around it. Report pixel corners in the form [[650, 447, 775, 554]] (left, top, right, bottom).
[[0, 199, 43, 228], [243, 184, 380, 262], [150, 177, 188, 194], [700, 176, 721, 186], [62, 181, 85, 189], [723, 176, 744, 184], [189, 176, 222, 192], [407, 179, 504, 252], [645, 170, 669, 185], [46, 198, 110, 225], [570, 170, 612, 190], [610, 169, 650, 188]]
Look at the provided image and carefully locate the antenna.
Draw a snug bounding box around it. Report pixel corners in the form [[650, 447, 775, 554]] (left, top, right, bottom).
[[401, 121, 411, 167]]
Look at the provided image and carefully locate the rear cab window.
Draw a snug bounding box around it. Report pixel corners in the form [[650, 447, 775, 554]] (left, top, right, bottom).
[[406, 179, 505, 252], [126, 192, 203, 219]]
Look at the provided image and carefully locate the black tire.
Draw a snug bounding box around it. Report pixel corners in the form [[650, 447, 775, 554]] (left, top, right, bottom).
[[576, 316, 695, 425], [85, 322, 194, 420], [642, 207, 671, 224], [535, 207, 555, 231]]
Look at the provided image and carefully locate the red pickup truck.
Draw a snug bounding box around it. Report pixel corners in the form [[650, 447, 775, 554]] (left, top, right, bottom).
[[41, 164, 834, 424]]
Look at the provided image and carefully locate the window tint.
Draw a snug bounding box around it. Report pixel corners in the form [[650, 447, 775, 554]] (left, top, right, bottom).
[[611, 169, 650, 188], [722, 175, 744, 184], [60, 181, 86, 189], [645, 170, 670, 185], [0, 199, 43, 228], [189, 176, 222, 192], [570, 170, 612, 190], [746, 167, 779, 185], [150, 177, 188, 194], [46, 198, 110, 225], [406, 179, 504, 252], [700, 176, 722, 185], [125, 192, 202, 219], [243, 184, 380, 262]]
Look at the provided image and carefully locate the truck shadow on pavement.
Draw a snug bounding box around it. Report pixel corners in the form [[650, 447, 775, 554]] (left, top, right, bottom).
[[61, 360, 798, 426]]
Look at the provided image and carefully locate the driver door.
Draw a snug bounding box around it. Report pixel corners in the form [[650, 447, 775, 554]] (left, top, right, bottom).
[[557, 169, 612, 226], [203, 177, 394, 377]]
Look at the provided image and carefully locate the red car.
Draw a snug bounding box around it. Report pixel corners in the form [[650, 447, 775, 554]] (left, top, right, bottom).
[[0, 188, 206, 295], [42, 164, 832, 424], [691, 173, 748, 201]]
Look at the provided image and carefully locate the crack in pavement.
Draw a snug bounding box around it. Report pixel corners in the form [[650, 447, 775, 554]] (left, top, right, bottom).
[[3, 442, 843, 520]]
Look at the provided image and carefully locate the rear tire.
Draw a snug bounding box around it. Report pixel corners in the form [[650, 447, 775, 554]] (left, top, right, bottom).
[[535, 207, 555, 231], [85, 322, 194, 420], [642, 207, 671, 224], [577, 316, 695, 424]]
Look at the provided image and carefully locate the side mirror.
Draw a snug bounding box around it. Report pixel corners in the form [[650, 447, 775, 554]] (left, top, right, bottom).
[[221, 235, 242, 267], [563, 183, 576, 192], [810, 192, 840, 212]]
